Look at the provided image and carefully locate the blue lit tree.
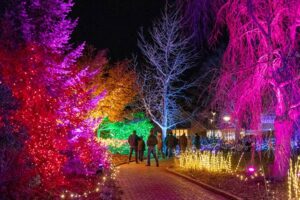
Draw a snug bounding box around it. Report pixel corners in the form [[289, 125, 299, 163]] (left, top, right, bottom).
[[136, 3, 197, 139]]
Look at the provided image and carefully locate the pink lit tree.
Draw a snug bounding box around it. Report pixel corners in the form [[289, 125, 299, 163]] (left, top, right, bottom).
[[211, 0, 300, 178]]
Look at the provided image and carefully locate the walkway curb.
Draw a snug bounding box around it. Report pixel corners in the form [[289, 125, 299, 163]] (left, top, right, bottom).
[[165, 167, 243, 200], [115, 162, 128, 167], [115, 160, 137, 167]]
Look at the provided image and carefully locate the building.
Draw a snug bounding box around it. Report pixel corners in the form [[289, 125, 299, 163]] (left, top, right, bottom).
[[171, 122, 191, 137], [205, 114, 276, 141]]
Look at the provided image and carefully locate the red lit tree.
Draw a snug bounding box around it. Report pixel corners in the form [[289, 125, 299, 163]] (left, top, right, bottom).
[[0, 78, 29, 198], [211, 0, 300, 178], [0, 43, 108, 191], [0, 0, 109, 190], [0, 45, 68, 189]]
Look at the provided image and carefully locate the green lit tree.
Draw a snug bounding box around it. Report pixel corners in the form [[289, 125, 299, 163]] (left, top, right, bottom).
[[97, 113, 153, 154]]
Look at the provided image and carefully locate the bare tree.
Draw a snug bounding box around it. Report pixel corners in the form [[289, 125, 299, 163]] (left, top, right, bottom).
[[136, 4, 197, 138]]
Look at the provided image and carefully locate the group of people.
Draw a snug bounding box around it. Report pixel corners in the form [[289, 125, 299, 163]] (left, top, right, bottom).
[[165, 132, 189, 157], [128, 130, 159, 167], [127, 130, 195, 167]]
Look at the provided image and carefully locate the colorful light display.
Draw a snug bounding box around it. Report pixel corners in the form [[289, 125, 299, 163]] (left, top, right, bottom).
[[247, 166, 256, 173], [97, 113, 153, 154], [89, 59, 137, 122], [0, 41, 109, 196], [59, 164, 120, 199], [178, 151, 233, 173], [1, 45, 68, 188], [0, 79, 28, 195], [288, 157, 300, 200], [137, 4, 197, 139], [0, 0, 109, 194], [211, 0, 300, 178]]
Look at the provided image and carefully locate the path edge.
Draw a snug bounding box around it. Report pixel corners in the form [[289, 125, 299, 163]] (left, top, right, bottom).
[[165, 167, 243, 200], [115, 161, 128, 167]]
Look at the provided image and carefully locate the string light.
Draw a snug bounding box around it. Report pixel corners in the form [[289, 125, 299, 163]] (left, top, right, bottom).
[[0, 44, 109, 191], [59, 164, 120, 199], [89, 60, 137, 122], [97, 113, 153, 154], [288, 157, 300, 199], [235, 152, 244, 172], [178, 150, 233, 173]]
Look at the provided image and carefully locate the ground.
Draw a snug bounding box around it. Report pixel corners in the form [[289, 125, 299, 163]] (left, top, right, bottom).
[[117, 159, 228, 200]]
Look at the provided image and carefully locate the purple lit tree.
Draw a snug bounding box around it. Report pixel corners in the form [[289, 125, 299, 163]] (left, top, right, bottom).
[[18, 0, 86, 86], [2, 0, 84, 82], [12, 0, 106, 142], [19, 0, 77, 53], [178, 0, 223, 46], [211, 0, 300, 178], [136, 4, 197, 139]]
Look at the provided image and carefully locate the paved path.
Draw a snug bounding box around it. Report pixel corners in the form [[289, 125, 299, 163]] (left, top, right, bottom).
[[117, 159, 228, 200]]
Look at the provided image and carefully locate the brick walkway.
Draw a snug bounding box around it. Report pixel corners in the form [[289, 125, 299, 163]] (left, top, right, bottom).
[[117, 159, 228, 200]]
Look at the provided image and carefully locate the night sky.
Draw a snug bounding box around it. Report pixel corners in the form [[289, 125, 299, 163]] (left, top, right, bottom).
[[72, 0, 166, 61]]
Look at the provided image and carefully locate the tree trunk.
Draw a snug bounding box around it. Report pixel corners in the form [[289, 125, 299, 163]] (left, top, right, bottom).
[[162, 127, 167, 140], [272, 118, 293, 179], [163, 88, 168, 140], [161, 127, 167, 154], [235, 124, 240, 142]]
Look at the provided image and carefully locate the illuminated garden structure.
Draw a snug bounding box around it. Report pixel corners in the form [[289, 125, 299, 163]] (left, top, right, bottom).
[[97, 113, 153, 154]]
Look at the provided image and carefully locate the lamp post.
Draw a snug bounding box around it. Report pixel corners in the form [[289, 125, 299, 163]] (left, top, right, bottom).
[[211, 111, 216, 138], [210, 118, 214, 138], [223, 115, 231, 122]]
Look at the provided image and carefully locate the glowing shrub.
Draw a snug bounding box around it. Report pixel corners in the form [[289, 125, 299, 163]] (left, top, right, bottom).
[[97, 113, 153, 154]]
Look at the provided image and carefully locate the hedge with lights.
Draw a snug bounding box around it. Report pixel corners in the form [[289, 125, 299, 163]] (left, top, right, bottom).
[[97, 113, 153, 154]]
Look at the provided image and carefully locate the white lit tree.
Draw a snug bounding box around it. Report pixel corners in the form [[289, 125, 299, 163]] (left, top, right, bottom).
[[136, 3, 197, 138]]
